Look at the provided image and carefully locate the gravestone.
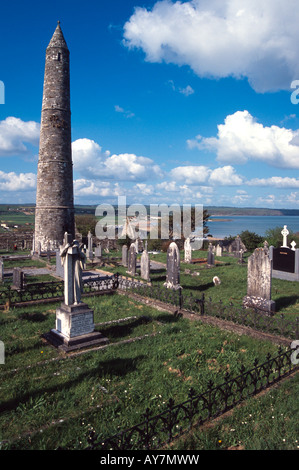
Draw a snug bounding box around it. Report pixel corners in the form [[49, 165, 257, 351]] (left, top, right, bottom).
[[207, 243, 215, 267], [270, 245, 299, 281], [94, 243, 102, 259], [87, 231, 93, 260], [0, 258, 3, 283], [238, 249, 245, 265], [45, 233, 109, 351], [164, 242, 181, 290], [140, 249, 150, 281], [12, 267, 24, 290], [184, 237, 192, 263], [31, 233, 35, 255], [215, 244, 223, 257], [37, 242, 41, 257], [281, 225, 289, 247], [55, 249, 64, 278], [243, 244, 275, 315], [127, 243, 137, 276], [122, 244, 128, 267]]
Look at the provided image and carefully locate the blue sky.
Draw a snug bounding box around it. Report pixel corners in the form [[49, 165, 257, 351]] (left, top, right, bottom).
[[1, 0, 299, 209]]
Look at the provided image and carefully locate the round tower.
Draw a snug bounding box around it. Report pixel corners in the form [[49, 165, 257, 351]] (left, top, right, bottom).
[[34, 22, 75, 251]]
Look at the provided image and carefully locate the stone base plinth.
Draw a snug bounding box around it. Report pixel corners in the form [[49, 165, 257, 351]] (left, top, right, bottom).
[[242, 295, 276, 316], [44, 302, 109, 352]]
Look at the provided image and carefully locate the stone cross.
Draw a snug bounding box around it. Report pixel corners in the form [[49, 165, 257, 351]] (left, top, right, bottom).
[[281, 225, 289, 247], [291, 240, 296, 251], [60, 233, 86, 306]]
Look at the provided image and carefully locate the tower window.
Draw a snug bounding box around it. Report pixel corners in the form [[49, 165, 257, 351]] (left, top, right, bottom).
[[57, 53, 61, 61]]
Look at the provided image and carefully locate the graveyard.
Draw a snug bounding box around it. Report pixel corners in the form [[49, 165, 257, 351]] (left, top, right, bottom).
[[0, 232, 298, 451], [1, 13, 299, 454]]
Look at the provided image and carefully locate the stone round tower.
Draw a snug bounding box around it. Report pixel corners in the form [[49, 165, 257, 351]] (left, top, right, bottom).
[[34, 22, 75, 251]]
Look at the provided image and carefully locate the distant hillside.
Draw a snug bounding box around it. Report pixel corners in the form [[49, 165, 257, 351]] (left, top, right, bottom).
[[205, 207, 299, 216]]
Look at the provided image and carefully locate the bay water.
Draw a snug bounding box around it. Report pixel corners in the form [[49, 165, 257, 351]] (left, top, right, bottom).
[[207, 216, 299, 238]]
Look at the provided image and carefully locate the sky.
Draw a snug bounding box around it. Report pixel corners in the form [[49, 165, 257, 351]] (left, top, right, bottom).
[[1, 0, 299, 209]]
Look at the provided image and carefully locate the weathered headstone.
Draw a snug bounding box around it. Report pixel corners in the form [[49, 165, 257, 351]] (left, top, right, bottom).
[[184, 237, 192, 263], [87, 231, 93, 260], [122, 244, 128, 267], [140, 249, 150, 281], [31, 233, 35, 255], [215, 244, 223, 257], [0, 258, 3, 283], [127, 243, 137, 276], [45, 233, 109, 351], [243, 244, 275, 315], [238, 249, 245, 265], [12, 267, 24, 290], [164, 242, 181, 289], [55, 249, 64, 278], [207, 243, 215, 267], [94, 243, 102, 259]]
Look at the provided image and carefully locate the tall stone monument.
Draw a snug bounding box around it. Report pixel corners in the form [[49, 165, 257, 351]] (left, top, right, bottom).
[[164, 242, 181, 289], [243, 243, 275, 315], [45, 233, 108, 351], [34, 22, 75, 252]]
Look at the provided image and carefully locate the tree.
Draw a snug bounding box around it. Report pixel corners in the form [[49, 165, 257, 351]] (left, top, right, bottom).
[[239, 230, 263, 252]]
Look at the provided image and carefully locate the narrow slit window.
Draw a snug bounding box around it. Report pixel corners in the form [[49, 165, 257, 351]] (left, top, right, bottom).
[[57, 53, 61, 61]]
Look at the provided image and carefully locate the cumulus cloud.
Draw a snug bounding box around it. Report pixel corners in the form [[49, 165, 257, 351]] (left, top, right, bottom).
[[72, 138, 162, 181], [0, 117, 40, 156], [187, 110, 299, 169], [170, 164, 243, 186], [247, 176, 299, 188], [123, 0, 299, 92], [0, 171, 36, 191]]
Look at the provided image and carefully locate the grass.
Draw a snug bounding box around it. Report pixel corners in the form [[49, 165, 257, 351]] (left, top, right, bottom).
[[0, 292, 292, 450], [97, 249, 299, 317]]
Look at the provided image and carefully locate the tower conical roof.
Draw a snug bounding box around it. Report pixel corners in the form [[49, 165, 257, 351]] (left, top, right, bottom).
[[47, 21, 68, 50]]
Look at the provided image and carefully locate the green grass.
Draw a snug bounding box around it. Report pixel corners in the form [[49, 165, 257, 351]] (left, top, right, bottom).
[[98, 250, 299, 318], [0, 293, 290, 450]]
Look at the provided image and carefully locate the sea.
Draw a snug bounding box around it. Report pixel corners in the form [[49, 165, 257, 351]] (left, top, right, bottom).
[[207, 216, 299, 239]]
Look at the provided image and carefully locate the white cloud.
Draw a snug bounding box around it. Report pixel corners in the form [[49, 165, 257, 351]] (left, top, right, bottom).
[[74, 179, 122, 198], [0, 171, 36, 191], [167, 80, 194, 96], [170, 164, 243, 186], [0, 117, 40, 156], [115, 105, 135, 118], [247, 176, 299, 188], [72, 138, 162, 181], [123, 0, 299, 92], [187, 110, 299, 169]]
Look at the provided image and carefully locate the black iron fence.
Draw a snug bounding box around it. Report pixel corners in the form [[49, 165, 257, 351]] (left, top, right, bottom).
[[83, 346, 298, 450], [118, 276, 299, 340], [0, 274, 119, 307]]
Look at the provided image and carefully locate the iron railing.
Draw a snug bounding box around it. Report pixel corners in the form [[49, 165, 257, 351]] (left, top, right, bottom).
[[84, 346, 298, 450]]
